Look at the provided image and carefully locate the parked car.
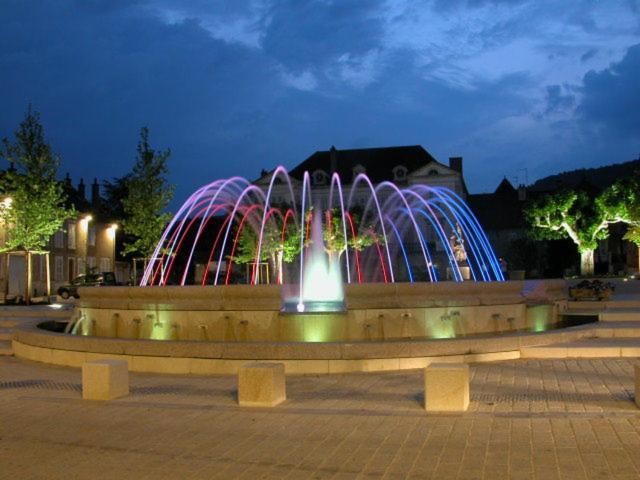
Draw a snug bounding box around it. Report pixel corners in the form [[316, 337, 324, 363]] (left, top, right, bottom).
[[57, 272, 117, 299]]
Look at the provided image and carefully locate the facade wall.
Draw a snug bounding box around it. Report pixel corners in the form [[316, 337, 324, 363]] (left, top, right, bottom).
[[1, 216, 117, 298]]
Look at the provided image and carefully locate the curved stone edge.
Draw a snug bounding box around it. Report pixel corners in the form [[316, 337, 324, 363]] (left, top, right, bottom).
[[76, 279, 567, 311], [12, 339, 524, 374], [12, 318, 600, 374]]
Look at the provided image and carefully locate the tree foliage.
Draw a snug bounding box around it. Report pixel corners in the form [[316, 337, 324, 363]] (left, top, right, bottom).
[[122, 127, 174, 258], [0, 107, 74, 252], [323, 209, 379, 262], [525, 174, 640, 274], [232, 213, 302, 283], [525, 190, 609, 254], [231, 208, 382, 282], [102, 174, 131, 220]]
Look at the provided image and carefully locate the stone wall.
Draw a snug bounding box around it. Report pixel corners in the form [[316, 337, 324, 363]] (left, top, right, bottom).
[[72, 280, 566, 342]]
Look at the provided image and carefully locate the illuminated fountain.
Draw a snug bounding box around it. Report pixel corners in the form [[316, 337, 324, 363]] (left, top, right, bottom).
[[140, 167, 504, 313], [286, 205, 345, 313], [25, 168, 577, 374]]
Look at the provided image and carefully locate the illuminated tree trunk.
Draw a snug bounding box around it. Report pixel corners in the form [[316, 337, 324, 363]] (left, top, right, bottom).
[[580, 249, 595, 276], [25, 251, 32, 305], [45, 252, 51, 297], [276, 250, 283, 285]]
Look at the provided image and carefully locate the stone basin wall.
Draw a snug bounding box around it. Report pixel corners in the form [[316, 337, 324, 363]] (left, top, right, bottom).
[[72, 280, 567, 342]]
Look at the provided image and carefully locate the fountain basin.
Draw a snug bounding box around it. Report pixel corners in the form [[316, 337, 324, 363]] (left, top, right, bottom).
[[64, 280, 565, 342], [9, 280, 592, 374]]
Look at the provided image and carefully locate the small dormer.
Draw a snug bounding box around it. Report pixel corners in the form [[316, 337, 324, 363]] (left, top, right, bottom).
[[392, 165, 408, 182], [312, 169, 328, 186], [352, 164, 366, 181]]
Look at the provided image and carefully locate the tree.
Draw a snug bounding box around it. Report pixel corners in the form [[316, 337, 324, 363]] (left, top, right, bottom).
[[525, 176, 640, 276], [323, 209, 378, 265], [231, 208, 381, 284], [525, 190, 608, 276], [623, 226, 640, 271], [232, 216, 302, 284], [615, 173, 640, 271], [122, 128, 174, 260], [102, 174, 131, 220], [0, 107, 74, 303]]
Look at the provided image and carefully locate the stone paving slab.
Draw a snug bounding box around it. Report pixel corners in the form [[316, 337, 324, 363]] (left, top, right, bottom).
[[1, 356, 640, 479]]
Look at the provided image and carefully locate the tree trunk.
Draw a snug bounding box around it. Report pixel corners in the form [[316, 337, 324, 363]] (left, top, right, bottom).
[[45, 252, 51, 298], [25, 251, 32, 305], [580, 249, 595, 276], [276, 251, 283, 285]]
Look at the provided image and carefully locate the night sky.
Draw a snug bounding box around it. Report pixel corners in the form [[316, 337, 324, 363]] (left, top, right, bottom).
[[1, 0, 639, 208]]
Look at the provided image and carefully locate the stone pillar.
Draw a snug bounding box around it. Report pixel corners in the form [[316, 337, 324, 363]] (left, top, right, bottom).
[[238, 362, 286, 407], [424, 363, 469, 412], [82, 359, 129, 400]]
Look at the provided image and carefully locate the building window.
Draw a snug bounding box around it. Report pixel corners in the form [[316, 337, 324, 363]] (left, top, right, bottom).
[[100, 257, 111, 272], [88, 226, 96, 246], [428, 169, 439, 176], [393, 165, 408, 181], [352, 164, 366, 180], [54, 256, 63, 281], [312, 170, 327, 185], [67, 257, 76, 282], [77, 257, 86, 276], [87, 256, 96, 272], [54, 230, 64, 248], [67, 222, 76, 249]]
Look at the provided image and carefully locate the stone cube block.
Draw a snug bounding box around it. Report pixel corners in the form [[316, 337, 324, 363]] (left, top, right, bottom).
[[82, 359, 129, 400], [238, 362, 286, 407], [424, 362, 469, 412], [636, 363, 640, 408]]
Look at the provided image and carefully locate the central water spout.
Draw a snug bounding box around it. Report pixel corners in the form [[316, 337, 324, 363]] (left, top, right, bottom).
[[297, 208, 345, 312]]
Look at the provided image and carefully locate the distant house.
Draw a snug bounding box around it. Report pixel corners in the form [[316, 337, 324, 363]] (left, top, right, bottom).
[[470, 170, 640, 277], [0, 177, 119, 300], [254, 145, 468, 206], [468, 178, 527, 255], [250, 145, 469, 282]]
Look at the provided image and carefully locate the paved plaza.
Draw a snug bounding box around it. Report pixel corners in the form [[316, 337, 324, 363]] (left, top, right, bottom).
[[1, 356, 639, 479]]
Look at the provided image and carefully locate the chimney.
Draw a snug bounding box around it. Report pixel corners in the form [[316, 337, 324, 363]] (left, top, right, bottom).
[[517, 184, 527, 201], [330, 145, 337, 174], [449, 156, 463, 174], [91, 178, 100, 206], [78, 178, 85, 200]]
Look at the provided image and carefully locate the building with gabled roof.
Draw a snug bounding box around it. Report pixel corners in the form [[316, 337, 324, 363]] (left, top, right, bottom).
[[255, 145, 468, 208]]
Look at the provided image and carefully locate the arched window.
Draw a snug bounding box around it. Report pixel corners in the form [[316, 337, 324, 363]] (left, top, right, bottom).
[[313, 170, 327, 185], [393, 165, 408, 181], [428, 169, 439, 176], [352, 164, 366, 179]]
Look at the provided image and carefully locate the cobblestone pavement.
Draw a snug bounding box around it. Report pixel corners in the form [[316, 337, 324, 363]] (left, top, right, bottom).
[[1, 356, 639, 480]]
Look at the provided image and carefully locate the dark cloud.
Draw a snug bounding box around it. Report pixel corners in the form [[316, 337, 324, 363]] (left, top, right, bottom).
[[0, 0, 638, 205], [261, 0, 385, 70], [544, 85, 575, 115], [431, 0, 528, 11], [580, 48, 597, 62], [578, 44, 640, 136]]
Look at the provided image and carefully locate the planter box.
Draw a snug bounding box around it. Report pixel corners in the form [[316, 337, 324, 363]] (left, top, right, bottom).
[[569, 287, 613, 301]]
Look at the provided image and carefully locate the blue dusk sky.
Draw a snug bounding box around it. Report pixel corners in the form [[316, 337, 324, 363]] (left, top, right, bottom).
[[1, 0, 639, 207]]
